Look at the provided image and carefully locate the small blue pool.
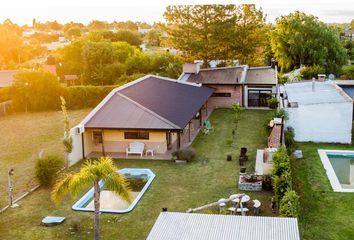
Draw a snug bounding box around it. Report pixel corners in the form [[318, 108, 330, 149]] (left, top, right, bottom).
[[72, 168, 155, 213], [318, 150, 354, 192]]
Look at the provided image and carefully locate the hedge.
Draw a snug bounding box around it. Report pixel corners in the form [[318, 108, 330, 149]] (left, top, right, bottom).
[[8, 84, 118, 112], [271, 146, 300, 217]]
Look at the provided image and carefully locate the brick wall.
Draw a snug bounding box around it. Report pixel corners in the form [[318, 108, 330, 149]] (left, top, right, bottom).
[[206, 85, 243, 108]]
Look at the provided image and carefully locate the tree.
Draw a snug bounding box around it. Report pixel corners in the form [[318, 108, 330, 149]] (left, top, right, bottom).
[[231, 103, 244, 135], [300, 65, 325, 79], [0, 25, 23, 66], [271, 11, 347, 74], [52, 157, 132, 240], [146, 29, 161, 47], [351, 19, 354, 30], [164, 4, 267, 66], [12, 71, 63, 111], [60, 96, 73, 167], [81, 41, 117, 85], [88, 20, 108, 30]]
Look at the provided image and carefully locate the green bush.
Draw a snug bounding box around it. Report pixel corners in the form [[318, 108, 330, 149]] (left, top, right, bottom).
[[273, 172, 292, 202], [300, 65, 325, 80], [172, 148, 196, 162], [285, 127, 296, 155], [267, 97, 279, 109], [272, 146, 291, 177], [35, 155, 65, 187], [279, 190, 300, 217]]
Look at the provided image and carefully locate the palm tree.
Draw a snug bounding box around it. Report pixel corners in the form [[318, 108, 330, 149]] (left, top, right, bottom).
[[51, 157, 132, 240]]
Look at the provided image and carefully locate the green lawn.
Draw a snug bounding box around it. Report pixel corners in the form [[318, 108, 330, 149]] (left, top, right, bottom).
[[0, 109, 273, 239], [0, 109, 91, 207], [292, 142, 354, 240]]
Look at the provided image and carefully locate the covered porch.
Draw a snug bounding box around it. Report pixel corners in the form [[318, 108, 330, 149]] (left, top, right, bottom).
[[84, 109, 210, 160]]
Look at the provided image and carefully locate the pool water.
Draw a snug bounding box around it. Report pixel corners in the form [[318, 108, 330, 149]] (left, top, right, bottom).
[[328, 156, 354, 185], [72, 168, 155, 213]]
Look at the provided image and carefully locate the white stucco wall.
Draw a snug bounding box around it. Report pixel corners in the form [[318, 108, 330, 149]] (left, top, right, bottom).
[[286, 102, 353, 144], [68, 126, 83, 166]]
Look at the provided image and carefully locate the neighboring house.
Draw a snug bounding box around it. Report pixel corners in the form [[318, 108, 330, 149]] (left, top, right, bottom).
[[179, 63, 277, 108], [281, 81, 353, 144], [68, 75, 214, 165], [147, 212, 300, 240], [0, 70, 18, 88], [64, 75, 79, 86], [344, 29, 354, 39]]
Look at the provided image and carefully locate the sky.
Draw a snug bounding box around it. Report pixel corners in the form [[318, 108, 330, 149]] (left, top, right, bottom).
[[0, 0, 353, 25]]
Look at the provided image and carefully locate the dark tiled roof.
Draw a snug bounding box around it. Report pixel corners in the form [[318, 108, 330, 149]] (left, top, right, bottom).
[[85, 93, 178, 129], [246, 67, 276, 85], [85, 76, 214, 130], [0, 70, 17, 87], [186, 67, 244, 84], [339, 85, 354, 100]]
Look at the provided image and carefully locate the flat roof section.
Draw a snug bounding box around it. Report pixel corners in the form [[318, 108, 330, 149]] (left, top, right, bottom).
[[284, 81, 352, 105]]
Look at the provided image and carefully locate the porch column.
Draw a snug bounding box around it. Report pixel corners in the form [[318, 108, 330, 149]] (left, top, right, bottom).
[[205, 101, 208, 116], [81, 132, 85, 159], [177, 131, 181, 150], [188, 121, 191, 142], [199, 109, 202, 127], [101, 129, 106, 157]]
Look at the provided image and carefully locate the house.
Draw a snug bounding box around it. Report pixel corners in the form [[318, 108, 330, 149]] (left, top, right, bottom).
[[179, 63, 277, 108], [68, 75, 214, 165], [147, 212, 300, 240], [63, 75, 79, 86], [281, 81, 353, 144], [0, 70, 18, 88]]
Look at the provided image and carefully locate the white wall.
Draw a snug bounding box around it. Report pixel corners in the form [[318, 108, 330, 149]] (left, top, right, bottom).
[[286, 102, 353, 144], [68, 126, 83, 166]]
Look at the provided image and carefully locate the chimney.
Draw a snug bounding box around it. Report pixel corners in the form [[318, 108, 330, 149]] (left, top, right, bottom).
[[183, 63, 200, 74], [317, 74, 326, 82], [312, 78, 316, 92]]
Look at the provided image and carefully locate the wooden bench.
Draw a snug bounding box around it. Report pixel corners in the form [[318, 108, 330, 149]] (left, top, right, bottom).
[[126, 142, 145, 157]]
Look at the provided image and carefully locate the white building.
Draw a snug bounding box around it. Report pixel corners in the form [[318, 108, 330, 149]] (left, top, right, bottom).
[[282, 81, 353, 144]]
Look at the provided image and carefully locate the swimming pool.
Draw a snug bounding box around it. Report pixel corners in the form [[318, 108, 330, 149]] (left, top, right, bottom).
[[318, 150, 354, 192], [72, 168, 155, 213]]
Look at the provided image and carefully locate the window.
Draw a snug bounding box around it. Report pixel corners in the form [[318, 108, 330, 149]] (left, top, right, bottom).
[[124, 131, 149, 140], [93, 131, 103, 144], [212, 92, 231, 97]]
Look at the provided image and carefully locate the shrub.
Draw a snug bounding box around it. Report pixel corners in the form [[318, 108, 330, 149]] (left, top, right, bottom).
[[35, 155, 65, 187], [172, 148, 196, 162], [279, 190, 300, 217], [267, 97, 279, 109], [285, 127, 296, 155], [300, 65, 325, 80], [272, 146, 291, 177], [273, 172, 292, 202]]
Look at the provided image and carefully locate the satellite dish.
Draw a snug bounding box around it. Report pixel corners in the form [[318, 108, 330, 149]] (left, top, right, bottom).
[[328, 74, 335, 80]]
